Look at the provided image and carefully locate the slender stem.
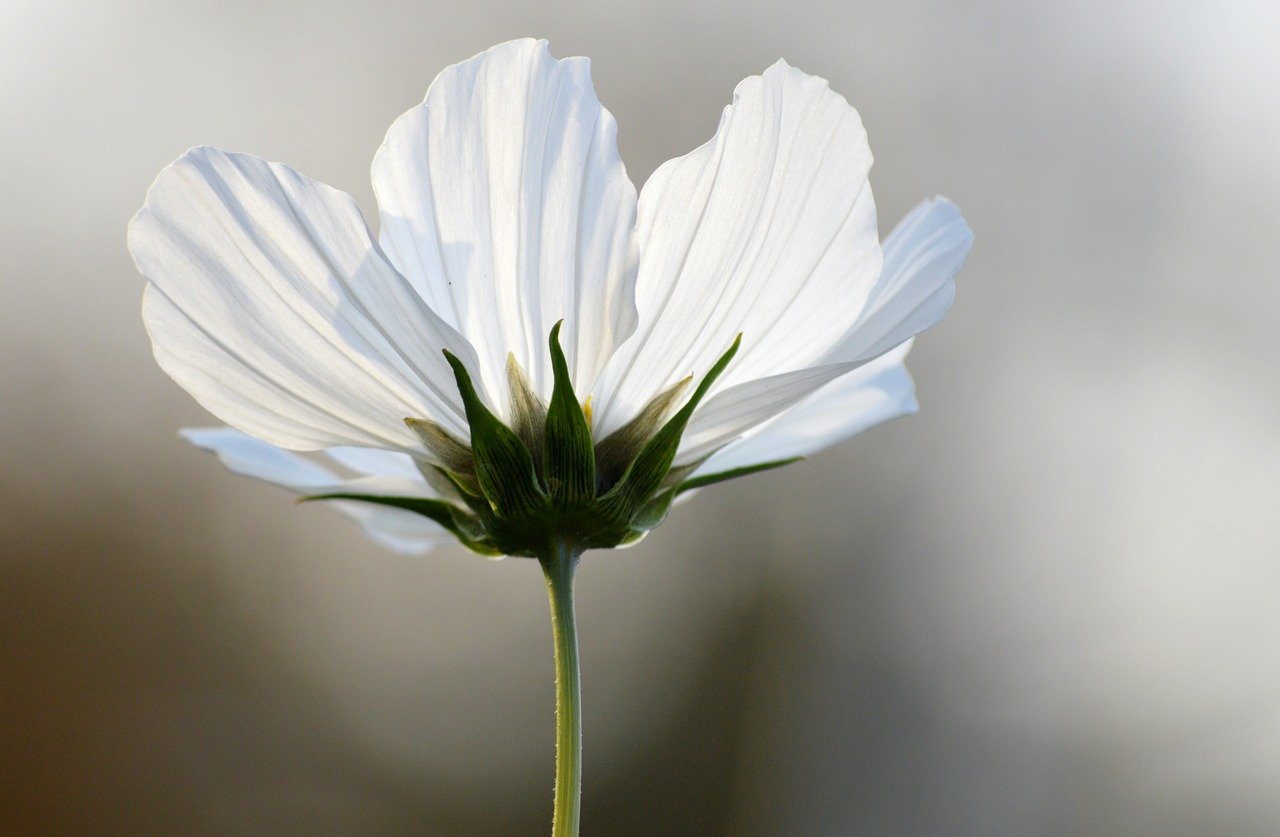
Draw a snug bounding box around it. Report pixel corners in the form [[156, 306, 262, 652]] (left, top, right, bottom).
[[541, 542, 582, 837]]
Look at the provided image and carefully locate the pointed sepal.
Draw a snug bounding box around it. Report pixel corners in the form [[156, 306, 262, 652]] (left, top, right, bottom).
[[597, 335, 741, 522], [543, 322, 597, 506], [405, 417, 480, 494], [506, 352, 546, 466], [381, 330, 772, 558], [594, 375, 691, 488], [443, 350, 546, 519]]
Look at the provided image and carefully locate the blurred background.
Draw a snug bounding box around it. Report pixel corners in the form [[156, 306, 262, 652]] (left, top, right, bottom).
[[3, 0, 1278, 833]]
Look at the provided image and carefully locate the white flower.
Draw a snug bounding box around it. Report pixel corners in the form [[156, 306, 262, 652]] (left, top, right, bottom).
[[130, 39, 972, 556]]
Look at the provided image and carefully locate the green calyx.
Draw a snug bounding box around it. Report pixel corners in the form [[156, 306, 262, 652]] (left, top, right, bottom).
[[303, 325, 800, 557]]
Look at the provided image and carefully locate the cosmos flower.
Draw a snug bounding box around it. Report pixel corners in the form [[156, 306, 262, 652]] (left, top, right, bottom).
[[130, 39, 972, 558]]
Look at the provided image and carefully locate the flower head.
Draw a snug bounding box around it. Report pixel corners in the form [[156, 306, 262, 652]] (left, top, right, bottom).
[[131, 39, 972, 556]]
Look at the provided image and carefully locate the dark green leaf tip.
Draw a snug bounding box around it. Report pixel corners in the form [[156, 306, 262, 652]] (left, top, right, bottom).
[[683, 333, 741, 416], [442, 350, 483, 415], [440, 349, 545, 518], [544, 317, 596, 505]]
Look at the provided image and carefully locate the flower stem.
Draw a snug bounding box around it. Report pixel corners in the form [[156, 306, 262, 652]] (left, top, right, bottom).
[[541, 542, 582, 837]]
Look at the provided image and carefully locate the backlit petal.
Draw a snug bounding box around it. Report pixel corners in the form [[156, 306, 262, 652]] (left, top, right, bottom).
[[676, 197, 970, 461], [180, 426, 336, 490], [830, 196, 971, 364], [324, 446, 424, 480], [131, 146, 481, 452], [182, 427, 450, 553], [690, 341, 917, 473], [372, 39, 639, 412], [676, 362, 854, 465], [593, 60, 879, 438]]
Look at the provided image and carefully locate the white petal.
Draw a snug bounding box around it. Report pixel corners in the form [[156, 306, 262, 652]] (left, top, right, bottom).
[[316, 473, 438, 498], [131, 146, 482, 452], [181, 426, 338, 490], [593, 60, 879, 438], [324, 446, 423, 480], [691, 341, 917, 474], [335, 503, 455, 554], [677, 362, 854, 464], [676, 197, 971, 462], [182, 427, 451, 554], [830, 196, 972, 364], [372, 39, 639, 411]]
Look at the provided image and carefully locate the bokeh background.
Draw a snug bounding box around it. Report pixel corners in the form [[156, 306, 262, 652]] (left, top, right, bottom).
[[3, 0, 1279, 833]]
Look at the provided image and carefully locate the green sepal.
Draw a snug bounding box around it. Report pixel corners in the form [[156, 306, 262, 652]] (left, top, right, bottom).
[[298, 492, 502, 557], [593, 375, 690, 488], [616, 528, 649, 547], [659, 451, 712, 491], [404, 418, 480, 495], [404, 418, 474, 473], [356, 330, 777, 558], [629, 487, 677, 533], [430, 465, 493, 521], [443, 350, 546, 519], [597, 335, 741, 521], [543, 322, 596, 506], [506, 352, 546, 467], [675, 457, 803, 496], [415, 458, 472, 504]]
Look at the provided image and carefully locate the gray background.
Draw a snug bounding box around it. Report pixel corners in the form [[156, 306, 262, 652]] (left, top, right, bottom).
[[3, 0, 1278, 833]]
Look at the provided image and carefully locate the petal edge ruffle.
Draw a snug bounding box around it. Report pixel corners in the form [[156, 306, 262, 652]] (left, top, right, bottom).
[[372, 39, 639, 413], [593, 59, 880, 439]]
